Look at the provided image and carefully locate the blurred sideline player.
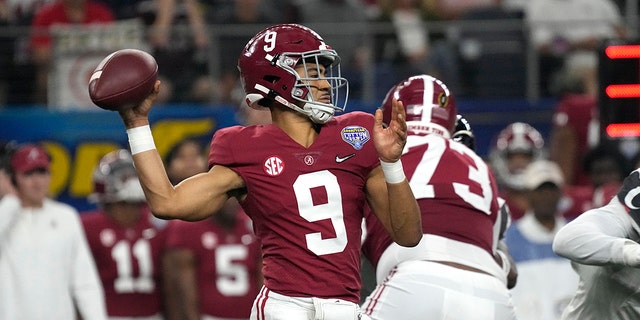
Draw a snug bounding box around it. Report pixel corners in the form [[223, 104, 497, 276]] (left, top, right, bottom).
[[488, 122, 547, 220], [81, 149, 167, 320], [361, 75, 517, 319], [115, 23, 421, 319], [162, 138, 262, 320], [504, 159, 579, 320], [0, 143, 107, 319], [163, 137, 209, 186]]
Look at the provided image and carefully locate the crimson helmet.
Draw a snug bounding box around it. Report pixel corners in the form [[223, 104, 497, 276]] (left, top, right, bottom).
[[452, 114, 475, 151], [489, 122, 546, 190], [494, 122, 544, 156], [381, 74, 456, 138], [89, 149, 146, 204], [237, 24, 349, 124]]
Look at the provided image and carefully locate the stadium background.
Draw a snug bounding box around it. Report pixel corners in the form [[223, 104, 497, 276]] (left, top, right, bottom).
[[0, 2, 637, 212]]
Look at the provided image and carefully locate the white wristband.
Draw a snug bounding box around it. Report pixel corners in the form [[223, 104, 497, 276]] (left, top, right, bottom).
[[380, 159, 405, 184], [126, 125, 156, 155]]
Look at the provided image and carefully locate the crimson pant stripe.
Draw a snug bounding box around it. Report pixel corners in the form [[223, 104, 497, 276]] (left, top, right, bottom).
[[255, 286, 269, 320], [364, 267, 397, 315]]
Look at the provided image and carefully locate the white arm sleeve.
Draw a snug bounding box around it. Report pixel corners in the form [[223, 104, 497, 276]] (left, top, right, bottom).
[[0, 194, 21, 241], [553, 197, 640, 266]]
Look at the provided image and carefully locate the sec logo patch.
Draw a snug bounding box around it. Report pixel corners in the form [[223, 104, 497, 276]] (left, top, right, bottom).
[[264, 156, 284, 176]]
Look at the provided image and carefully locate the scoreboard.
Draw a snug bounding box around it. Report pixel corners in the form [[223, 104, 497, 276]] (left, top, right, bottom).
[[598, 43, 640, 138]]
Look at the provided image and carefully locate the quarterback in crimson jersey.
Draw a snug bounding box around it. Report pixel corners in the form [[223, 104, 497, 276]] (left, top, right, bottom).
[[164, 204, 262, 319], [210, 111, 379, 303], [81, 150, 167, 319], [117, 23, 420, 320], [361, 75, 517, 319]]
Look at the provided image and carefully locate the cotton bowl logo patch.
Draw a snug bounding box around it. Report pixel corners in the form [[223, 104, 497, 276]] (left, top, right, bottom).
[[341, 126, 370, 150]]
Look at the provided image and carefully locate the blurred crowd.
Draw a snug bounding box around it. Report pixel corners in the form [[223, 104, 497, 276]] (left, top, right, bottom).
[[0, 0, 637, 107]]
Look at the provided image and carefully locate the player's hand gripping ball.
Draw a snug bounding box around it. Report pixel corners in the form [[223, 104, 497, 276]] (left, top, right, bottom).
[[88, 49, 158, 111]]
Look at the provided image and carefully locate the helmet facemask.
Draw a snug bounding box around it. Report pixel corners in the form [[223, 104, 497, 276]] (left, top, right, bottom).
[[276, 49, 349, 124], [239, 24, 349, 124]]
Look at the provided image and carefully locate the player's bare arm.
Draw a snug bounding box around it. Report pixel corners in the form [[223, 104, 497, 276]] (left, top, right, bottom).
[[368, 98, 422, 247], [118, 81, 245, 221]]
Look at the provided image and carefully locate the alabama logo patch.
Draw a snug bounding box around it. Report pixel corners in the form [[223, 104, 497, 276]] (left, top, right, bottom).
[[341, 126, 370, 150]]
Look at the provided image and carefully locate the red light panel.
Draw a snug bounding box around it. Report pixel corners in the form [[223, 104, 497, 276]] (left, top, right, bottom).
[[605, 84, 640, 98], [606, 123, 640, 137], [605, 45, 640, 59]]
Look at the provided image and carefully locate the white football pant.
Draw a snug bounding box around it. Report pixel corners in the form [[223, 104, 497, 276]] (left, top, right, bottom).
[[250, 286, 370, 320], [362, 260, 517, 320]]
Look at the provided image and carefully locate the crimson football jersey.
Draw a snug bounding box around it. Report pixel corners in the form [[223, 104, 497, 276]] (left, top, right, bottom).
[[209, 111, 379, 303], [363, 135, 500, 268], [165, 210, 261, 318], [81, 207, 166, 317]]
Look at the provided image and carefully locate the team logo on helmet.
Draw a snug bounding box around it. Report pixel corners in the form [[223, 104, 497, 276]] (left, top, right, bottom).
[[341, 126, 370, 150], [438, 92, 449, 107]]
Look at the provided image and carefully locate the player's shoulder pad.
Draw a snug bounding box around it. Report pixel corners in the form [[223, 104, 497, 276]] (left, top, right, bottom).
[[333, 111, 374, 126]]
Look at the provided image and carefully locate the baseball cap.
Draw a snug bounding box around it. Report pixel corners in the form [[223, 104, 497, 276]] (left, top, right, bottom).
[[10, 144, 51, 174], [523, 160, 564, 190]]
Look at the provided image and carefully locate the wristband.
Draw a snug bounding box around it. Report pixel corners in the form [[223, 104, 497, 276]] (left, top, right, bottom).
[[380, 159, 405, 184], [127, 125, 156, 155]]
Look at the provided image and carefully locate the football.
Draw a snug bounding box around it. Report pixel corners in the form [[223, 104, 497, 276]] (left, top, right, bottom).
[[88, 49, 158, 111]]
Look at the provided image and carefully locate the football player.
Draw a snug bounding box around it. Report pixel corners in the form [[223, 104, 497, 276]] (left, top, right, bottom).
[[115, 23, 421, 319], [488, 122, 546, 220], [553, 168, 640, 319], [452, 114, 475, 151], [81, 149, 167, 319], [0, 144, 107, 319], [361, 75, 517, 319], [452, 113, 517, 289]]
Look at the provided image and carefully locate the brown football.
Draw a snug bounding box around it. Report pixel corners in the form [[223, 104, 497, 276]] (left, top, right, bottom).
[[88, 49, 158, 111]]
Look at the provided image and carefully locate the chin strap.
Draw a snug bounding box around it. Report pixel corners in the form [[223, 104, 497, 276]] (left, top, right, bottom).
[[303, 102, 335, 124]]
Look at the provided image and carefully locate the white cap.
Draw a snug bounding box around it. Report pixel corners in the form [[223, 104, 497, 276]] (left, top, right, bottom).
[[523, 160, 564, 190]]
